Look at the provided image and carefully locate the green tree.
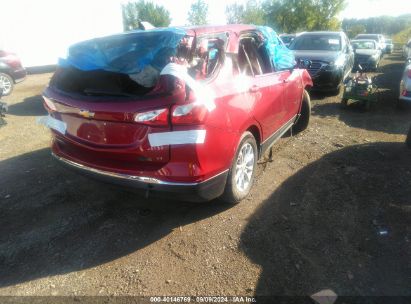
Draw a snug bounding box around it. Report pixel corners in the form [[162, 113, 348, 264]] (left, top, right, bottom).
[[342, 14, 411, 36], [122, 0, 171, 31], [188, 0, 209, 25], [226, 1, 265, 25], [346, 24, 366, 39], [264, 0, 346, 33]]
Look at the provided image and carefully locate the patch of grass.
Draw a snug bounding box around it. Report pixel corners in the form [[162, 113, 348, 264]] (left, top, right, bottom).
[[393, 26, 411, 44]]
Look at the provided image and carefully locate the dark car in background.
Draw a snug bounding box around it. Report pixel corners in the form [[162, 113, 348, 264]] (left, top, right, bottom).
[[0, 50, 26, 96], [279, 34, 296, 48], [289, 31, 354, 93], [385, 38, 394, 54], [351, 39, 382, 71]]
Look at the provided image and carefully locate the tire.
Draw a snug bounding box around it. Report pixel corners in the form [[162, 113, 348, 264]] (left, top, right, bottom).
[[331, 85, 341, 96], [406, 126, 411, 148], [0, 73, 14, 96], [221, 131, 258, 204], [293, 90, 311, 134]]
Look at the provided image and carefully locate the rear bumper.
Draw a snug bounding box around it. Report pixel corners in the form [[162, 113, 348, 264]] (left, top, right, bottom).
[[52, 152, 228, 202], [10, 68, 27, 83]]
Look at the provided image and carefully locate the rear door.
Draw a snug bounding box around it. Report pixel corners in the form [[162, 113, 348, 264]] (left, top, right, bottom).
[[238, 32, 288, 141]]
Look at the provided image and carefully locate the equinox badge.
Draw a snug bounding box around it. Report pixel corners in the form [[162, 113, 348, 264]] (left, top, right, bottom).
[[79, 110, 95, 119]]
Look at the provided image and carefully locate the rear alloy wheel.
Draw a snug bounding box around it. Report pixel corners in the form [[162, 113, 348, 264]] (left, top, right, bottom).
[[292, 90, 311, 134], [0, 73, 13, 96], [222, 132, 257, 204]]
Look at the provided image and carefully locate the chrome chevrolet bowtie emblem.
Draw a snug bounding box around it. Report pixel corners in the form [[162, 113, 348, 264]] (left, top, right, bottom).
[[79, 109, 95, 119]]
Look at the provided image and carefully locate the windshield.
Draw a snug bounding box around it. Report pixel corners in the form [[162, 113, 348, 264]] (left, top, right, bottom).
[[289, 34, 341, 51], [280, 36, 294, 43], [352, 40, 376, 50]]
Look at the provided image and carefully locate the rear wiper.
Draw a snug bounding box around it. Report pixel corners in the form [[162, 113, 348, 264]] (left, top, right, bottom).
[[83, 88, 138, 97]]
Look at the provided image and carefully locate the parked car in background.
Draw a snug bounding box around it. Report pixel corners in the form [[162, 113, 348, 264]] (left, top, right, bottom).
[[385, 38, 394, 54], [404, 39, 411, 59], [354, 34, 386, 56], [279, 34, 296, 47], [398, 57, 411, 108], [289, 31, 354, 93], [351, 39, 382, 71], [0, 50, 26, 96], [41, 25, 313, 203]]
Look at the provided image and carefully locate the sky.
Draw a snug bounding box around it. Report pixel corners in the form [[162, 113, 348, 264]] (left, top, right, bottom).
[[1, 0, 410, 66]]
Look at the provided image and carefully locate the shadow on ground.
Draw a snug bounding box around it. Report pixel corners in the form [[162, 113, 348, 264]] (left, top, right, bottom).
[[241, 142, 411, 296], [0, 148, 229, 287], [7, 95, 47, 117]]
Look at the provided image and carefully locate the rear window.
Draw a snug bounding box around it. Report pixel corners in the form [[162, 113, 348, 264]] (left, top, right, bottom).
[[290, 34, 341, 51], [59, 29, 189, 74]]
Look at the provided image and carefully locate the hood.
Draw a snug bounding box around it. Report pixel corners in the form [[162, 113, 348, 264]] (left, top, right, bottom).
[[291, 50, 341, 63], [355, 49, 379, 56]]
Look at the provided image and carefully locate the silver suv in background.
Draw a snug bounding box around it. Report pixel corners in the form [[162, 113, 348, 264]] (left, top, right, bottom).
[[404, 39, 411, 59], [354, 34, 386, 56]]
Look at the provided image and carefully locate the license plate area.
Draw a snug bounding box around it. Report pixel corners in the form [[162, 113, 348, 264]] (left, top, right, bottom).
[[39, 115, 67, 134]]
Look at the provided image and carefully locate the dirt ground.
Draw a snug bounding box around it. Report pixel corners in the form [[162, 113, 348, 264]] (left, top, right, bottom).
[[0, 52, 410, 299]]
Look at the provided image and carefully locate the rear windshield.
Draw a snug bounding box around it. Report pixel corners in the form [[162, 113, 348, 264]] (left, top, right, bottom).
[[289, 34, 341, 51], [352, 40, 376, 50], [59, 29, 188, 74]]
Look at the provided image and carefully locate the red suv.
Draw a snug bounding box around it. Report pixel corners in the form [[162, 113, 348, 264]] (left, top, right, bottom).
[[42, 25, 312, 203]]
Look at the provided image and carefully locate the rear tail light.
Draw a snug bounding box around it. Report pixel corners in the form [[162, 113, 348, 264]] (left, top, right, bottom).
[[171, 102, 208, 125], [43, 96, 57, 112], [407, 69, 411, 78], [134, 108, 169, 126]]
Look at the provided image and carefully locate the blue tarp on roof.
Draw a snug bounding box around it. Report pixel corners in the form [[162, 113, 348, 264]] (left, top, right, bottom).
[[257, 26, 295, 71], [58, 28, 186, 74]]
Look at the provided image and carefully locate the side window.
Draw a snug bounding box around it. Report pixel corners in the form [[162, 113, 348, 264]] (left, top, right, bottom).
[[188, 33, 227, 80], [238, 35, 272, 76]]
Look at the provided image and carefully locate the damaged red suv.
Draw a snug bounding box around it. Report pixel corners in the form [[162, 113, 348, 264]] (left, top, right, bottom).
[[41, 25, 312, 203]]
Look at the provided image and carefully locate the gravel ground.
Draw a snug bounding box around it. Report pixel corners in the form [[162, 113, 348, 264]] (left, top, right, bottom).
[[0, 52, 410, 298]]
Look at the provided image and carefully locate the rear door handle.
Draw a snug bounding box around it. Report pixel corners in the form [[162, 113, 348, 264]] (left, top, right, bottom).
[[249, 85, 259, 93], [283, 79, 290, 83]]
